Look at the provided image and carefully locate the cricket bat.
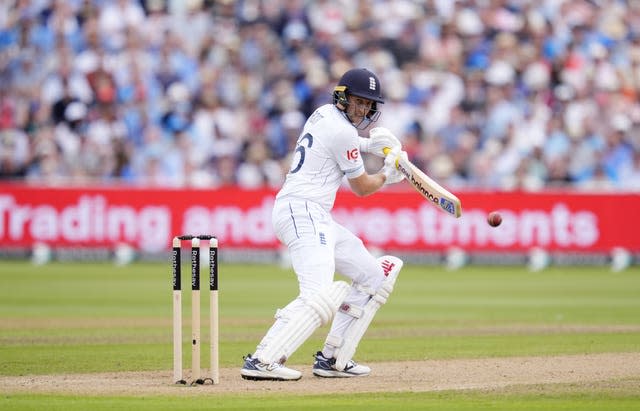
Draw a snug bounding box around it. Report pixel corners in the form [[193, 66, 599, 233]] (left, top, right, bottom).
[[384, 148, 462, 218]]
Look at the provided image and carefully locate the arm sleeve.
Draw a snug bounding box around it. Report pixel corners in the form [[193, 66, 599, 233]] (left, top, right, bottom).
[[330, 129, 365, 179]]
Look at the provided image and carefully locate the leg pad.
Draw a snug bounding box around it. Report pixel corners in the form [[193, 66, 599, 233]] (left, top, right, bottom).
[[258, 281, 350, 364], [327, 256, 403, 370]]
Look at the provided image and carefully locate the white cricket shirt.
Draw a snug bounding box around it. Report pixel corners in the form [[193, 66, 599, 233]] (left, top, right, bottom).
[[275, 104, 365, 211]]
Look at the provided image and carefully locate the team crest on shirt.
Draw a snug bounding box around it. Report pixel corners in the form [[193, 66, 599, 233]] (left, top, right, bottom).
[[346, 148, 359, 161]]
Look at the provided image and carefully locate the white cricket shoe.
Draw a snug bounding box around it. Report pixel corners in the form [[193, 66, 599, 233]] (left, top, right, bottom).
[[312, 351, 371, 378], [240, 354, 302, 381]]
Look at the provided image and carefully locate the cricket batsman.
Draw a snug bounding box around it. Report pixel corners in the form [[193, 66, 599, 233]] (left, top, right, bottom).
[[241, 68, 407, 380]]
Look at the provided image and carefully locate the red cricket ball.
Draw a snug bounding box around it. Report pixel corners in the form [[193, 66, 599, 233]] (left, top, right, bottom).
[[487, 211, 502, 227]]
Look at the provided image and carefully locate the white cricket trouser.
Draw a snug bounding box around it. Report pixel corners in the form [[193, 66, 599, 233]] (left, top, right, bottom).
[[254, 198, 385, 360]]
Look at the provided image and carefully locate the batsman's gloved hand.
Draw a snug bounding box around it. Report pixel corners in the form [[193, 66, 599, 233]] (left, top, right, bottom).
[[381, 146, 406, 185], [360, 127, 402, 157]]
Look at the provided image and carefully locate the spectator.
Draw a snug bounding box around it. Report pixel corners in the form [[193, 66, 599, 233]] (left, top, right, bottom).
[[0, 0, 636, 192]]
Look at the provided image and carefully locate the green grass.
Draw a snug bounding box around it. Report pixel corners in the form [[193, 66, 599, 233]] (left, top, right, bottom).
[[0, 261, 639, 410], [2, 386, 639, 411]]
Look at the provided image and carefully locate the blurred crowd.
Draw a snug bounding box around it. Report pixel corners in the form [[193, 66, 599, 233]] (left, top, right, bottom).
[[1, 0, 639, 191]]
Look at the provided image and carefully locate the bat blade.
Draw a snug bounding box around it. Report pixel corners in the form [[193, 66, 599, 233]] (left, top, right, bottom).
[[383, 148, 462, 218], [397, 156, 462, 217]]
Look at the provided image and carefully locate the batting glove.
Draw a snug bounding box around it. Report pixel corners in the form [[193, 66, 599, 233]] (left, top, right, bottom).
[[359, 127, 402, 157], [381, 147, 406, 185]]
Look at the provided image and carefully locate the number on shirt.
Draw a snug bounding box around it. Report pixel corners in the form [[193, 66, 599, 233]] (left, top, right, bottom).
[[290, 133, 313, 173]]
